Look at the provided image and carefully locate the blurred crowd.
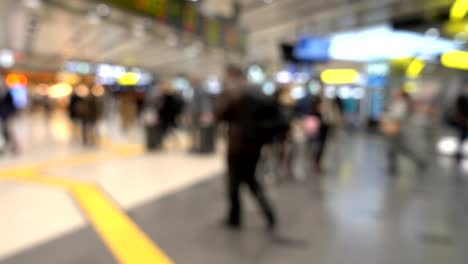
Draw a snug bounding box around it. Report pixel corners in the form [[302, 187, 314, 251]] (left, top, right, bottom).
[[0, 66, 467, 231]]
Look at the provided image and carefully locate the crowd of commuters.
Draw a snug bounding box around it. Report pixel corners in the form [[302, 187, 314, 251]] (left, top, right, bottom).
[[0, 68, 467, 232]]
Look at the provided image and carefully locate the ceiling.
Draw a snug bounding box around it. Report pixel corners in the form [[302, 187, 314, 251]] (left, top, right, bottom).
[[0, 0, 453, 75]]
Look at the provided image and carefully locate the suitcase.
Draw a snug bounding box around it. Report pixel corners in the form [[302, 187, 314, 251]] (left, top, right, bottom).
[[199, 125, 215, 153], [145, 125, 163, 151]]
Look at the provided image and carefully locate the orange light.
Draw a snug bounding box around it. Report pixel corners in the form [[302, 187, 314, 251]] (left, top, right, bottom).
[[6, 73, 28, 88], [91, 85, 105, 97]]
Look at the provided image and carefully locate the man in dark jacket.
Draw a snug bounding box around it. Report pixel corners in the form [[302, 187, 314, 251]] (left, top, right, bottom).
[[0, 79, 17, 153], [454, 86, 468, 162], [157, 81, 184, 137], [215, 65, 276, 231]]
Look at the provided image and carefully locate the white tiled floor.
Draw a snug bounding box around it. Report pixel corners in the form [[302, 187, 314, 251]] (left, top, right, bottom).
[[0, 182, 86, 259], [0, 113, 224, 259], [48, 152, 224, 209]]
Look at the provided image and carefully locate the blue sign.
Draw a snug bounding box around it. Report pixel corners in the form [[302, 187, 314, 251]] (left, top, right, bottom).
[[294, 37, 330, 62]]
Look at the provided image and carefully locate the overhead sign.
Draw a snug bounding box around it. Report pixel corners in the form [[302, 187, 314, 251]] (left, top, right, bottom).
[[100, 0, 245, 52], [321, 69, 360, 84], [441, 50, 468, 70]]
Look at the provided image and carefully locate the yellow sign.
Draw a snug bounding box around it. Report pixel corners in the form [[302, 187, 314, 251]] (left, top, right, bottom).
[[118, 72, 140, 86], [450, 0, 468, 21], [441, 50, 468, 70], [406, 59, 425, 79], [321, 69, 359, 84]]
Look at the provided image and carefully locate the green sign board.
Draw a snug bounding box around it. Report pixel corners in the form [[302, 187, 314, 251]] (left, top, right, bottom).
[[98, 0, 245, 52]]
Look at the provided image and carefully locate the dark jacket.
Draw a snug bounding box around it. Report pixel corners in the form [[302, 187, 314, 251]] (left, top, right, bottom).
[[455, 93, 468, 129], [0, 92, 16, 121], [68, 93, 82, 120], [216, 82, 285, 154], [157, 93, 184, 127]]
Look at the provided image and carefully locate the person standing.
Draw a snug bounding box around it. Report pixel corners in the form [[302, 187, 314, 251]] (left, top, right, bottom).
[[381, 89, 426, 175], [304, 93, 343, 175], [215, 65, 276, 231], [156, 81, 184, 144], [0, 77, 17, 154], [68, 87, 83, 140], [189, 75, 213, 153], [453, 86, 468, 162], [118, 90, 137, 133]]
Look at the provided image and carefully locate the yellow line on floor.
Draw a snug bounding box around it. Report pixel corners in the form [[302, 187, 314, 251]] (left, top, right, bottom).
[[72, 183, 173, 264], [0, 173, 174, 264], [0, 139, 174, 264], [34, 152, 120, 171]]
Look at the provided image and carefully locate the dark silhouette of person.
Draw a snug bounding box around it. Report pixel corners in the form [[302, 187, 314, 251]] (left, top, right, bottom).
[[454, 86, 468, 162], [156, 81, 184, 139], [215, 65, 276, 231], [0, 81, 17, 153]]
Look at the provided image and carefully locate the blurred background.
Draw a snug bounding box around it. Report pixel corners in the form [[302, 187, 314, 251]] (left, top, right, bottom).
[[0, 0, 468, 263]]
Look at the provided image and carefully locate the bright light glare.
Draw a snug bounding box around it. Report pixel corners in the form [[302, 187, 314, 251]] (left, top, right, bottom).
[[337, 86, 352, 99], [206, 76, 221, 94], [329, 25, 457, 61], [262, 82, 276, 95], [437, 136, 459, 156], [49, 83, 73, 98], [247, 65, 266, 84], [325, 85, 336, 98], [450, 0, 468, 21], [0, 49, 14, 68], [321, 69, 359, 84], [441, 50, 468, 70], [290, 85, 306, 100], [276, 71, 292, 84]]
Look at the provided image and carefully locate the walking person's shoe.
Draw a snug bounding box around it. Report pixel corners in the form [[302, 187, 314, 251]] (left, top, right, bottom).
[[221, 219, 242, 230]]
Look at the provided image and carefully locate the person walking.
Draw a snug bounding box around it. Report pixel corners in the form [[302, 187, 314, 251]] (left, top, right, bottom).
[[215, 65, 276, 231], [156, 81, 184, 146], [453, 85, 468, 163], [304, 92, 342, 175], [381, 89, 426, 175], [0, 77, 17, 154]]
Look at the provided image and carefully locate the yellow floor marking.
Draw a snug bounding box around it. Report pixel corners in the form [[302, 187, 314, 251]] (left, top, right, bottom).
[[34, 152, 120, 171], [99, 138, 144, 155], [72, 184, 173, 264], [0, 139, 174, 264], [339, 162, 353, 185]]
